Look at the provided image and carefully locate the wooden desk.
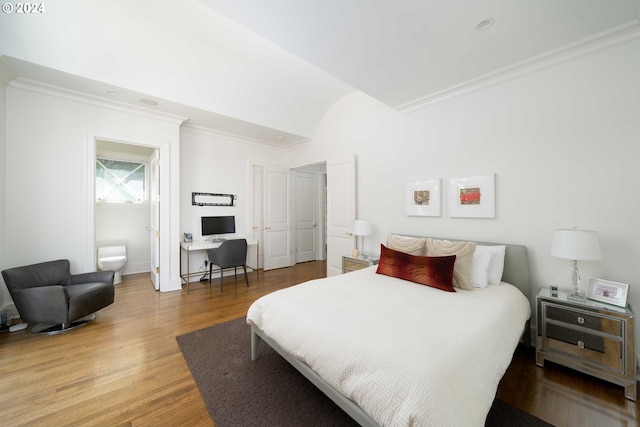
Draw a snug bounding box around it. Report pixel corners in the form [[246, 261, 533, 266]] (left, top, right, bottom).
[[180, 238, 258, 293]]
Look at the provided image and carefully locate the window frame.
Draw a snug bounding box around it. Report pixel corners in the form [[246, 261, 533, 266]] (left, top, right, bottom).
[[95, 156, 150, 205]]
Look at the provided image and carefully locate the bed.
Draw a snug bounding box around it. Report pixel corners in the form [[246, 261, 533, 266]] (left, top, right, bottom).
[[247, 235, 532, 426]]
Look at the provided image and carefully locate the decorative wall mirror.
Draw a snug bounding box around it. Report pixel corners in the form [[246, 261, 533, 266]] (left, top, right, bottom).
[[192, 192, 236, 207]]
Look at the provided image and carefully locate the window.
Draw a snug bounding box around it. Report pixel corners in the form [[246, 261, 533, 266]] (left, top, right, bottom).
[[96, 158, 147, 203]]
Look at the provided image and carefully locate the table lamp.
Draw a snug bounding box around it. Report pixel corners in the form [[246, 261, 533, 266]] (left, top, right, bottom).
[[353, 220, 372, 258], [551, 228, 601, 301]]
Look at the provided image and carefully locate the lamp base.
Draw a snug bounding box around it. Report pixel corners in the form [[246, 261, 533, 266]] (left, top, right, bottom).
[[567, 292, 586, 302]]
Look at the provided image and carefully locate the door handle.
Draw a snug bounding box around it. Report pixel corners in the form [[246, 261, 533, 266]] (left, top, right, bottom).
[[346, 232, 353, 236]]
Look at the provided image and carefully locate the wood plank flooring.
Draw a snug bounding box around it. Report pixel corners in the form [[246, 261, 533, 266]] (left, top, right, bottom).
[[0, 261, 638, 426]]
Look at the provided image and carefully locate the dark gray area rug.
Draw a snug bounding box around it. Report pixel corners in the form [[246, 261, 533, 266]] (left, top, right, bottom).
[[177, 317, 553, 427]]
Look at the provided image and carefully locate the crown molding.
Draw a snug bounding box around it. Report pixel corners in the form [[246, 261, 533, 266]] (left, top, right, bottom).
[[397, 20, 640, 114], [0, 56, 15, 87], [8, 78, 189, 125], [181, 123, 309, 150]]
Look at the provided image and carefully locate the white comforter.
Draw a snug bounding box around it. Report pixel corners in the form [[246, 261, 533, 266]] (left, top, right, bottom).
[[246, 265, 531, 427]]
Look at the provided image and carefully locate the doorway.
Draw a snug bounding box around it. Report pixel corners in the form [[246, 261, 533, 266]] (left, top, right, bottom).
[[253, 162, 327, 271], [90, 137, 160, 289], [252, 155, 354, 275]]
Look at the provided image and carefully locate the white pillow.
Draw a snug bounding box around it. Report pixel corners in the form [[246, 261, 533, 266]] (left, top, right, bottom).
[[471, 249, 496, 288], [475, 245, 506, 285], [426, 238, 477, 290], [387, 234, 427, 256]]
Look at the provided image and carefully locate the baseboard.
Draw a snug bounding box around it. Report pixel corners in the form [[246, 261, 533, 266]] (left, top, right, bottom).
[[122, 262, 150, 276]]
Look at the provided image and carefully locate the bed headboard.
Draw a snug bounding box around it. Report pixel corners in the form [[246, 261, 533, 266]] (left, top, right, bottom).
[[389, 235, 531, 302]]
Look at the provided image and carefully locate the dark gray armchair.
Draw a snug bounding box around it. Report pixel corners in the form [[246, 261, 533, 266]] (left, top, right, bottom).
[[1, 259, 115, 334], [207, 239, 249, 291]]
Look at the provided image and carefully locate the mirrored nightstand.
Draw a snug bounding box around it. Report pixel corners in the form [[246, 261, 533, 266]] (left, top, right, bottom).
[[536, 288, 636, 400], [342, 255, 379, 274]]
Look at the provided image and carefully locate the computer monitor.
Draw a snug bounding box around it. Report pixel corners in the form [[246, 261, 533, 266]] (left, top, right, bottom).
[[201, 216, 236, 240]]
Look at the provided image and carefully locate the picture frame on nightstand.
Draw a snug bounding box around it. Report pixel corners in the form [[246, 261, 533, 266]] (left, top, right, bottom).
[[586, 277, 629, 307]]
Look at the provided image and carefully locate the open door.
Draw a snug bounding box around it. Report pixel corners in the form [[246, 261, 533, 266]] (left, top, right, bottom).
[[263, 165, 292, 270], [149, 149, 160, 290], [326, 155, 356, 276]]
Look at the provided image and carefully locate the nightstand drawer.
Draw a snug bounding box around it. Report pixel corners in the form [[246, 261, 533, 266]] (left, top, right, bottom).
[[343, 259, 367, 271], [342, 256, 379, 273], [544, 324, 623, 372], [546, 305, 622, 337]]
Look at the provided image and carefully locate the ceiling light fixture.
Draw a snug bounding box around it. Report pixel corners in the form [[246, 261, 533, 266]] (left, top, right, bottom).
[[139, 98, 158, 106], [476, 17, 494, 31], [106, 90, 119, 96]]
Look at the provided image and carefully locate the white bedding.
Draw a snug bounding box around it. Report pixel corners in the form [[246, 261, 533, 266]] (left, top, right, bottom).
[[247, 265, 531, 427]]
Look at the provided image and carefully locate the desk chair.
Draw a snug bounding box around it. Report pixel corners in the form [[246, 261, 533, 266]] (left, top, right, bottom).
[[207, 239, 249, 291]]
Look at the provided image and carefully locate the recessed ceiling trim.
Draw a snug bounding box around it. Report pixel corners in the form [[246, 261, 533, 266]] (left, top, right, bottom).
[[9, 78, 188, 125], [181, 123, 308, 149], [397, 20, 640, 114]]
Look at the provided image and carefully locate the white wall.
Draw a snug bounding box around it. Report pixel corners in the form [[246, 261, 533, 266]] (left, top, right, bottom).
[[290, 35, 640, 345], [179, 127, 288, 279], [96, 204, 150, 275], [3, 83, 181, 289]]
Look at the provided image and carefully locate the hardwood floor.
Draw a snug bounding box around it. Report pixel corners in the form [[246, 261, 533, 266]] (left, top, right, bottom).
[[497, 345, 639, 426], [0, 261, 638, 426]]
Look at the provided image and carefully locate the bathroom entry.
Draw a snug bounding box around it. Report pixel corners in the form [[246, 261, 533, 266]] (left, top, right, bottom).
[[95, 140, 159, 287]]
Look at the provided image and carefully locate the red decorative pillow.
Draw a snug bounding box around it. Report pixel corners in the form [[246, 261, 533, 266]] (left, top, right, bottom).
[[376, 244, 456, 292]]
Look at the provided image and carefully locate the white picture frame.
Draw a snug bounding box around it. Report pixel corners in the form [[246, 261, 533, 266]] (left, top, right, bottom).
[[586, 277, 629, 308], [448, 174, 495, 218], [405, 179, 441, 217]]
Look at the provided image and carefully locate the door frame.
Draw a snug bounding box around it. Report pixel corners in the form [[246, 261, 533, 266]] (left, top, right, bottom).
[[86, 130, 175, 291], [251, 158, 346, 270]]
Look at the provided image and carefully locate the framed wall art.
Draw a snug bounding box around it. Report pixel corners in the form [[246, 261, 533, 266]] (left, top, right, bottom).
[[405, 179, 441, 217], [448, 174, 495, 218], [586, 277, 629, 307], [192, 192, 236, 207]]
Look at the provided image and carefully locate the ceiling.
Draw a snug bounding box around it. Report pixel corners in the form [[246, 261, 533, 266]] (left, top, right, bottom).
[[1, 0, 638, 148], [202, 0, 640, 109], [0, 56, 313, 148]]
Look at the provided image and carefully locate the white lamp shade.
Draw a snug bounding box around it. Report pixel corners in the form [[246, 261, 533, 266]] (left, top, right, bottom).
[[551, 229, 601, 261], [353, 220, 372, 236]]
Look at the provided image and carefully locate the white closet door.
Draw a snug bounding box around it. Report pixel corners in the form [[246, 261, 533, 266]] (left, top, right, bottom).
[[263, 165, 292, 270], [326, 155, 356, 276], [294, 170, 317, 263]]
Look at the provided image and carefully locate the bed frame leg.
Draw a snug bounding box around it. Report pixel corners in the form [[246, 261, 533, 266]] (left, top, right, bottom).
[[251, 327, 261, 361]]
